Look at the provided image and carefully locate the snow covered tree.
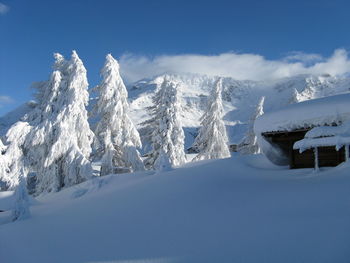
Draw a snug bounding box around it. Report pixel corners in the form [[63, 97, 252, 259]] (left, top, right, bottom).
[[0, 51, 93, 195], [192, 78, 230, 161], [0, 121, 31, 190], [12, 172, 31, 221], [238, 96, 265, 155], [23, 51, 94, 194], [0, 138, 7, 189], [153, 148, 172, 172], [92, 54, 144, 175], [143, 77, 186, 169]]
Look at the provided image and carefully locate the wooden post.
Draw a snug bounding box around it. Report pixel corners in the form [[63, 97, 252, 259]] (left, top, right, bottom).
[[314, 147, 319, 171], [345, 145, 349, 162]]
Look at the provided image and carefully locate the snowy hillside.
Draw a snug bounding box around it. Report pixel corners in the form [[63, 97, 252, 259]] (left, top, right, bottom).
[[1, 155, 350, 263], [1, 73, 350, 149]]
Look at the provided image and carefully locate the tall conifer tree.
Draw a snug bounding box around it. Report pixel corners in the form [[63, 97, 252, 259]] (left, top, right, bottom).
[[192, 78, 230, 161], [92, 54, 144, 175]]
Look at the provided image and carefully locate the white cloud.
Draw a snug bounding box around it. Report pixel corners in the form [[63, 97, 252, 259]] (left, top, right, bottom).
[[283, 51, 323, 64], [119, 49, 350, 83], [0, 96, 14, 108], [0, 2, 9, 15]]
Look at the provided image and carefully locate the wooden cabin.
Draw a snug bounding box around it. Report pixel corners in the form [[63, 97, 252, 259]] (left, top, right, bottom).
[[261, 128, 346, 169], [254, 93, 350, 169]]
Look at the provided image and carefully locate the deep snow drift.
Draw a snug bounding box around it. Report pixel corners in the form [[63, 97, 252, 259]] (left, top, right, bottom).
[[1, 154, 350, 263]]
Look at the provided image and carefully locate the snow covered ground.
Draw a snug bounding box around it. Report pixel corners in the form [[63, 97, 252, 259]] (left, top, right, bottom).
[[1, 154, 350, 263]]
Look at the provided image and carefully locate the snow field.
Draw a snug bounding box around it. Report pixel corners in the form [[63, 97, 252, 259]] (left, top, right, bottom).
[[1, 154, 350, 263]]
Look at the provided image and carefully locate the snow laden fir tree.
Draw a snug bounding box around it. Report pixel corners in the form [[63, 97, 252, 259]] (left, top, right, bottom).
[[92, 54, 144, 175], [12, 173, 31, 221], [192, 78, 231, 161], [0, 121, 31, 190], [1, 51, 94, 195], [143, 78, 186, 170], [238, 96, 265, 155], [0, 139, 7, 188], [25, 51, 93, 194]]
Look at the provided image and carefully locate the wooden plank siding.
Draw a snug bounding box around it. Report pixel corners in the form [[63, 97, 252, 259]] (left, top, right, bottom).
[[262, 129, 348, 169]]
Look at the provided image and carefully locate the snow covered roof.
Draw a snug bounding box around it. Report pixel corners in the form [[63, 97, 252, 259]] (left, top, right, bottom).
[[254, 93, 350, 134], [293, 136, 350, 152], [304, 122, 350, 138], [293, 121, 350, 152]]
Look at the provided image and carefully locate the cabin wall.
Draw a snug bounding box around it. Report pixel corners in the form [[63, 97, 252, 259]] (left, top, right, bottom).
[[291, 146, 345, 169], [291, 149, 314, 169]]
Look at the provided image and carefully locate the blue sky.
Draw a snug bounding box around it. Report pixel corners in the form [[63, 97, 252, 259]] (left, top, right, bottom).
[[1, 0, 350, 115]]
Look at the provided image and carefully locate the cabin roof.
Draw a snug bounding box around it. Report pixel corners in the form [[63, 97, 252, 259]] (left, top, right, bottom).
[[293, 136, 350, 151], [254, 93, 350, 135], [293, 121, 350, 151]]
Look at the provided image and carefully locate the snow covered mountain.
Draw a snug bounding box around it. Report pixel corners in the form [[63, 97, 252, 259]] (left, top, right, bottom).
[[0, 101, 37, 137], [128, 73, 350, 149], [1, 73, 350, 151]]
